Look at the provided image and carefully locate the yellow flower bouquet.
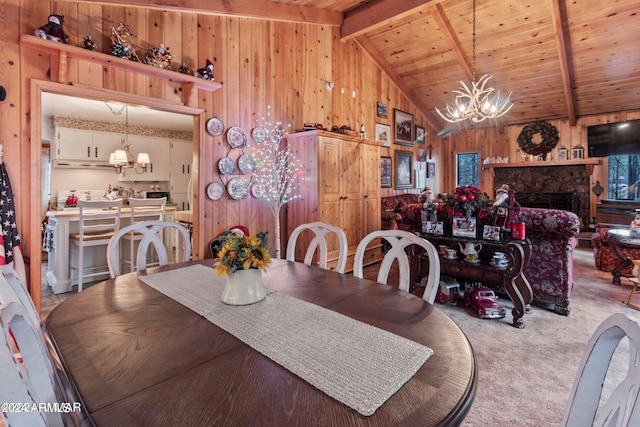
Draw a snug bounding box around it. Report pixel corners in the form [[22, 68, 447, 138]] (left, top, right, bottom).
[[213, 230, 272, 276]]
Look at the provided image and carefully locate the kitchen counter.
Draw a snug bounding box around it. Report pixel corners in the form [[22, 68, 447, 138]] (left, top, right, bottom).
[[45, 205, 178, 294], [48, 203, 178, 215]]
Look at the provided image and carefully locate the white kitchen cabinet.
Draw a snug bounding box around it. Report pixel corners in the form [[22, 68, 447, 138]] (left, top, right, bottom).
[[170, 139, 193, 210], [54, 128, 122, 163]]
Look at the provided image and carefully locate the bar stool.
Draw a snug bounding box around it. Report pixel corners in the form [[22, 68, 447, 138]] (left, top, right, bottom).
[[69, 199, 122, 292], [121, 197, 167, 272]]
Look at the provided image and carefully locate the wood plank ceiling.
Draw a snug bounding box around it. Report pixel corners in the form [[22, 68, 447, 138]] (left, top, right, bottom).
[[83, 0, 640, 134]]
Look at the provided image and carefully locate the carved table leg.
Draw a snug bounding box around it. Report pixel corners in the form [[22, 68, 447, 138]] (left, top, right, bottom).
[[504, 243, 529, 328], [611, 259, 631, 286], [608, 232, 634, 286]]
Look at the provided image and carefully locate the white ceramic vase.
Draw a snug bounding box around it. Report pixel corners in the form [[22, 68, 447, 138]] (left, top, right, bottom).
[[221, 269, 267, 305]]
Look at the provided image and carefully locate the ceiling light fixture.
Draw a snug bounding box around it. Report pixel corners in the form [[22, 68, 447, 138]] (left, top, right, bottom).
[[108, 104, 151, 174], [436, 0, 513, 124]]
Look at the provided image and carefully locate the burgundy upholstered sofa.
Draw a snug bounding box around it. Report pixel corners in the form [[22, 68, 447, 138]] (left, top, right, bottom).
[[518, 207, 580, 315], [591, 222, 639, 276]]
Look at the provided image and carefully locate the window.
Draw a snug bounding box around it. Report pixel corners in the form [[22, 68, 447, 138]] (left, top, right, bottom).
[[457, 152, 480, 187], [608, 154, 640, 200]]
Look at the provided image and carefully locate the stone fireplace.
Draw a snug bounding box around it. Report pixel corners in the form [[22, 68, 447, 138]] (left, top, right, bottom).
[[493, 165, 590, 228]]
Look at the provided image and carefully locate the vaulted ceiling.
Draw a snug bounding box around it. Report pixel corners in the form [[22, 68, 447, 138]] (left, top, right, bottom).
[[103, 0, 640, 134]]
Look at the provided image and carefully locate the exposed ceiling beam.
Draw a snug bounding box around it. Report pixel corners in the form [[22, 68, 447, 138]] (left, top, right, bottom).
[[342, 0, 445, 40], [549, 0, 577, 126], [355, 35, 442, 131], [52, 0, 343, 26], [430, 4, 474, 82]]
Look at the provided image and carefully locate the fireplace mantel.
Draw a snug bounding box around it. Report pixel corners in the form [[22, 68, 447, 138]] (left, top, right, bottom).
[[483, 158, 601, 176]]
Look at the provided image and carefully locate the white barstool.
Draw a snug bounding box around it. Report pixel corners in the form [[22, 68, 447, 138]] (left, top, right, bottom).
[[121, 197, 167, 272], [69, 199, 122, 292]]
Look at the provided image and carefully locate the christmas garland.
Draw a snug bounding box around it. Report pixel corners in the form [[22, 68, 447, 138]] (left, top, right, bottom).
[[517, 121, 560, 156]]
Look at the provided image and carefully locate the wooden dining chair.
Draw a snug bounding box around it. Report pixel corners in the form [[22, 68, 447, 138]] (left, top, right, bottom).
[[353, 230, 440, 304], [0, 269, 89, 427], [107, 220, 191, 278], [624, 259, 640, 311], [286, 221, 348, 273], [0, 268, 40, 328], [121, 197, 167, 272], [561, 313, 640, 427], [69, 198, 122, 292], [0, 302, 67, 427]]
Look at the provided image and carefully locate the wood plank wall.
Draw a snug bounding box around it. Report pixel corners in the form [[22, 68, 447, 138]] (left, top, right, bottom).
[[442, 111, 640, 217], [4, 0, 639, 309], [7, 0, 430, 307]]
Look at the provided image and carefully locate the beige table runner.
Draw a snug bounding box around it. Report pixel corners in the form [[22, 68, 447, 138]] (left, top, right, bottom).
[[140, 264, 433, 416]]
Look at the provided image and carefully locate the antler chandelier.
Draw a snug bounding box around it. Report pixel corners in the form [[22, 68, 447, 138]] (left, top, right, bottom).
[[436, 0, 513, 124]]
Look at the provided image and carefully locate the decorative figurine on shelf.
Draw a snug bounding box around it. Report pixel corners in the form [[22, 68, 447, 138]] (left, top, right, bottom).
[[194, 59, 215, 81], [177, 62, 191, 75], [35, 14, 69, 44], [145, 44, 173, 70], [110, 22, 141, 62], [82, 35, 96, 50], [493, 184, 510, 228]]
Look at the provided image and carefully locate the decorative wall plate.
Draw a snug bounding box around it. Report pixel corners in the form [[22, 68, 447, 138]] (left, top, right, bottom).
[[238, 154, 256, 174], [251, 183, 264, 199], [227, 178, 249, 200], [218, 157, 237, 175], [206, 117, 225, 136], [206, 182, 225, 200], [251, 127, 268, 144], [227, 126, 248, 149]]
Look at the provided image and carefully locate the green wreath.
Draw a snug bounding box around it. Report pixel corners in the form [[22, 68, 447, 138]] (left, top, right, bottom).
[[517, 121, 560, 156]]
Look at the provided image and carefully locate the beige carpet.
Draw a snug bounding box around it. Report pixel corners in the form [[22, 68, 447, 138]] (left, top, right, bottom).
[[434, 247, 640, 425]]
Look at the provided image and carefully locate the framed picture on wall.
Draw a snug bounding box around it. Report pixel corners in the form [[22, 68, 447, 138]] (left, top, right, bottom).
[[415, 125, 426, 144], [377, 101, 388, 118], [375, 123, 391, 147], [394, 150, 413, 189], [393, 109, 414, 146], [380, 156, 392, 188], [427, 161, 436, 178]]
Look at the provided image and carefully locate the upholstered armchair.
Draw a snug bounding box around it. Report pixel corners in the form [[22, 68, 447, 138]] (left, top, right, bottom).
[[591, 222, 639, 275], [518, 207, 580, 315]]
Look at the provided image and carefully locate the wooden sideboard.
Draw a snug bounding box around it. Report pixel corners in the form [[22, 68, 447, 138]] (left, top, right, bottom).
[[419, 234, 533, 328]]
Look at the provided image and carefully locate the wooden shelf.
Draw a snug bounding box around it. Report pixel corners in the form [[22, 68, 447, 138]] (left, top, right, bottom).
[[20, 34, 222, 106], [483, 158, 601, 176]]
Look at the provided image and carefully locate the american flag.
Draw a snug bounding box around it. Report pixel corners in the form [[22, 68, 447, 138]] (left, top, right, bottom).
[[0, 162, 26, 284]]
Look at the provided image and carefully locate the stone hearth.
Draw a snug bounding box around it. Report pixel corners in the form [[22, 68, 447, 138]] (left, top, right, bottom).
[[494, 165, 589, 227]]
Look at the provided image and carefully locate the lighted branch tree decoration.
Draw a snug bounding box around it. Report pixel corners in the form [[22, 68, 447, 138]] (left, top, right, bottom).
[[251, 108, 302, 258]]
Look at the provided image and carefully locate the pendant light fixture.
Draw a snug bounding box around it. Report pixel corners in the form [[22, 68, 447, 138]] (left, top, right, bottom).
[[436, 0, 513, 124], [107, 104, 151, 174]]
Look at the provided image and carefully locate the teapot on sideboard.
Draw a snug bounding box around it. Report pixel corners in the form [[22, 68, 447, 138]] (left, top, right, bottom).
[[459, 242, 482, 262]]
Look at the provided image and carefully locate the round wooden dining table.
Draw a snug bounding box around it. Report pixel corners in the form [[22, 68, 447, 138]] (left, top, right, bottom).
[[45, 259, 476, 426]]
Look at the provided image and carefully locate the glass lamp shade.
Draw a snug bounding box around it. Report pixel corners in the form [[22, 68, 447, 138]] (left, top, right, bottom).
[[136, 152, 151, 165]]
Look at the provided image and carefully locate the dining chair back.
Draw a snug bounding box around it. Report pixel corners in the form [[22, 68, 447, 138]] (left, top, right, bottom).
[[0, 302, 65, 427], [0, 268, 40, 328], [353, 230, 440, 304], [69, 199, 122, 292], [108, 220, 192, 278], [286, 222, 349, 273], [121, 197, 167, 272], [561, 312, 640, 427]]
